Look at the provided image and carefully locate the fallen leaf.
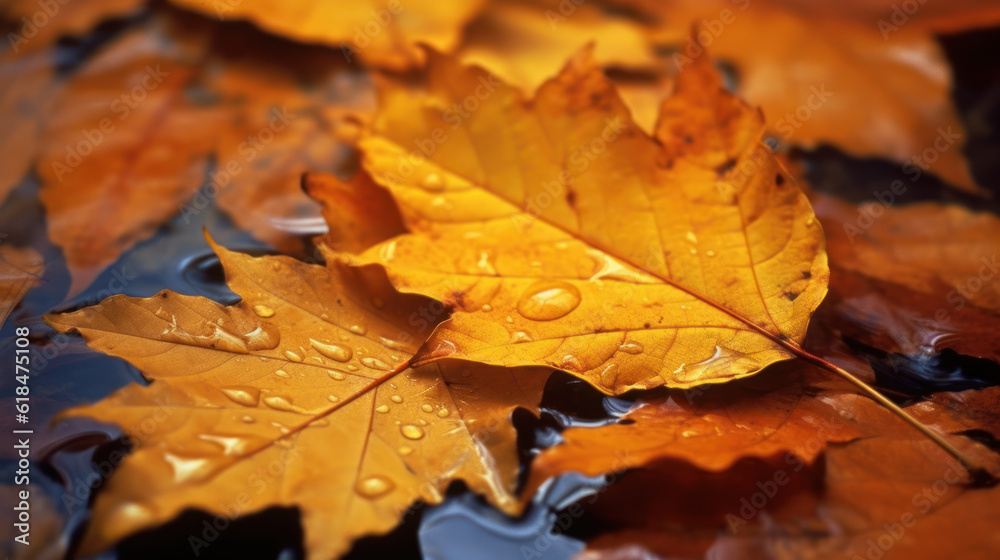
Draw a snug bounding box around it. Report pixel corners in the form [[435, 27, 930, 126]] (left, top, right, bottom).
[[36, 14, 373, 292], [168, 0, 486, 70], [0, 48, 54, 204], [522, 362, 875, 499], [0, 244, 44, 329], [813, 192, 1000, 361], [36, 17, 215, 294], [46, 239, 547, 559], [1, 0, 142, 54], [576, 425, 1000, 559], [324, 47, 828, 393], [620, 0, 992, 193], [457, 0, 656, 93]]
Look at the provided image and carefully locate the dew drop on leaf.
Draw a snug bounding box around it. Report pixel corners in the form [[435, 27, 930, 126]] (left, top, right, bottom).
[[375, 405, 390, 413], [361, 357, 392, 371], [328, 370, 346, 381], [253, 305, 275, 318], [356, 475, 395, 498], [400, 425, 425, 440], [310, 338, 353, 362], [283, 350, 303, 363], [516, 280, 581, 321], [221, 387, 260, 407]]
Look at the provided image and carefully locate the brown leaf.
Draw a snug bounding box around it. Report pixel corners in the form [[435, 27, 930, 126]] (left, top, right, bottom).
[[46, 239, 547, 559], [0, 48, 55, 203], [813, 192, 1000, 361], [620, 0, 991, 193]]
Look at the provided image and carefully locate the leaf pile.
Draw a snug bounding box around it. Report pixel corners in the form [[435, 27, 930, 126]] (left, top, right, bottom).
[[1, 1, 999, 559]]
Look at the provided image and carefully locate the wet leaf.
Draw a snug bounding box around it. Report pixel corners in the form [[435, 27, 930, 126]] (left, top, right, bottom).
[[0, 48, 55, 203], [46, 239, 547, 559], [324, 48, 829, 393], [814, 192, 1000, 362]]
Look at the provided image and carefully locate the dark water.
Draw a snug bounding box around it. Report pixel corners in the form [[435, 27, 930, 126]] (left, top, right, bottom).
[[3, 19, 1000, 560]]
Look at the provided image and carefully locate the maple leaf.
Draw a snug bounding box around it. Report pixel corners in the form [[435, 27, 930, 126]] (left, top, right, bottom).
[[0, 244, 44, 329], [813, 192, 1000, 362], [318, 47, 829, 393], [618, 0, 993, 194], [46, 239, 548, 559], [168, 0, 486, 70]]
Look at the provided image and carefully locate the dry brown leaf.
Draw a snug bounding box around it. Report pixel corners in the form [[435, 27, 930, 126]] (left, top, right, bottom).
[[325, 48, 828, 393], [46, 239, 548, 559], [813, 192, 1000, 361], [0, 244, 44, 329], [168, 0, 486, 70], [617, 0, 990, 194]]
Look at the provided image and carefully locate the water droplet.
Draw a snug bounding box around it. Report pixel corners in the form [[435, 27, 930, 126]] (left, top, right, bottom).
[[361, 357, 392, 371], [400, 425, 425, 440], [436, 408, 449, 418], [263, 396, 296, 412], [356, 475, 395, 498], [163, 453, 213, 483], [379, 336, 405, 350], [310, 339, 353, 362], [618, 342, 644, 354], [481, 304, 493, 312], [199, 434, 247, 456], [506, 316, 514, 323], [806, 217, 816, 226], [284, 350, 303, 363], [244, 324, 280, 350], [689, 247, 698, 255], [346, 364, 359, 371], [420, 404, 434, 413], [328, 370, 346, 381], [560, 354, 583, 372], [477, 252, 497, 275], [241, 415, 255, 424], [221, 387, 259, 407], [599, 363, 618, 387], [253, 305, 275, 318], [511, 331, 533, 343], [375, 405, 390, 414], [399, 446, 414, 456], [274, 369, 291, 379], [328, 395, 339, 402], [350, 324, 368, 335], [390, 395, 403, 403], [685, 231, 698, 244], [705, 250, 716, 257], [516, 280, 581, 321], [421, 173, 444, 191]]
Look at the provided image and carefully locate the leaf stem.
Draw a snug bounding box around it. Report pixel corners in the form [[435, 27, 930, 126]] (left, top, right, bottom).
[[791, 349, 995, 486]]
